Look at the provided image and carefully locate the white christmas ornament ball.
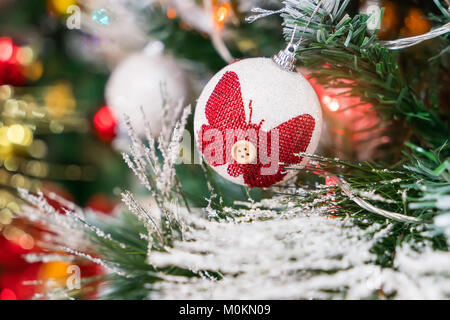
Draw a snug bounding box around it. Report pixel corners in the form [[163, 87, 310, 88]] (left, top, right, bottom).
[[105, 46, 187, 138], [194, 57, 322, 188]]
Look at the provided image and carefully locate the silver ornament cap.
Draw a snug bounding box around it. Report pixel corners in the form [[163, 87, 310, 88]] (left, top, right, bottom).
[[272, 43, 298, 72]]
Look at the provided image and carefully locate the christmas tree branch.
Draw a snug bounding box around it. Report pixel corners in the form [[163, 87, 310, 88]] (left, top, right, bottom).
[[285, 142, 449, 232]]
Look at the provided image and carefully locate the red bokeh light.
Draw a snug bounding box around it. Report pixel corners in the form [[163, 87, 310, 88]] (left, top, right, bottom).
[[0, 38, 14, 62], [0, 263, 40, 300], [93, 106, 117, 142], [322, 95, 340, 112], [86, 193, 117, 215], [0, 37, 25, 86], [0, 288, 17, 300]]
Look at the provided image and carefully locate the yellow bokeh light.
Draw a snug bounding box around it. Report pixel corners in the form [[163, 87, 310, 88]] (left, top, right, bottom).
[[0, 127, 11, 147], [47, 0, 77, 16], [45, 82, 76, 117], [23, 127, 33, 146], [7, 124, 33, 146], [0, 172, 9, 185], [4, 157, 19, 172], [49, 120, 64, 133], [6, 201, 20, 214], [7, 124, 25, 144], [0, 85, 13, 100], [11, 173, 30, 189], [4, 99, 19, 116], [0, 208, 12, 225], [236, 39, 258, 52], [16, 46, 34, 66], [26, 160, 49, 178], [0, 127, 13, 159], [23, 61, 43, 82], [29, 140, 48, 159], [0, 144, 12, 159], [0, 194, 7, 208]]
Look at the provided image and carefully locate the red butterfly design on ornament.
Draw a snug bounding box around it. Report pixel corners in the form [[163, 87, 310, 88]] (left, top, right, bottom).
[[198, 71, 315, 188]]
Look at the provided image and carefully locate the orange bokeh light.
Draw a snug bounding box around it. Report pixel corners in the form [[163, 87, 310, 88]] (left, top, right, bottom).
[[402, 8, 431, 37], [167, 7, 177, 20], [215, 2, 231, 27]]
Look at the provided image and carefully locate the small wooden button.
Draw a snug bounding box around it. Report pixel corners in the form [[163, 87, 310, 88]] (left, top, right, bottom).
[[231, 140, 257, 164]]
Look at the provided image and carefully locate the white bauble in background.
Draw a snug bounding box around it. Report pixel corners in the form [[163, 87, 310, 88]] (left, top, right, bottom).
[[194, 57, 322, 188], [105, 42, 187, 141]]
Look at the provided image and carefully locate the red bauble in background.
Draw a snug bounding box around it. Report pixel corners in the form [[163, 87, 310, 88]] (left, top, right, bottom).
[[85, 193, 117, 214], [306, 73, 387, 161], [93, 106, 118, 142]]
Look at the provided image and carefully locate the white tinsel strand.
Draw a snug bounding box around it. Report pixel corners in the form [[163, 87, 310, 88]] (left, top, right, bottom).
[[336, 179, 421, 223], [382, 22, 450, 50], [291, 153, 421, 223]]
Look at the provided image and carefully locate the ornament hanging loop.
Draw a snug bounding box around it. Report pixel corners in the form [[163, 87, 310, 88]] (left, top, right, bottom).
[[273, 24, 301, 72], [272, 0, 326, 72]]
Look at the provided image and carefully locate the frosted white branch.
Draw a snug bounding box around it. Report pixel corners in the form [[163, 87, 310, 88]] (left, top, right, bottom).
[[146, 198, 450, 299]]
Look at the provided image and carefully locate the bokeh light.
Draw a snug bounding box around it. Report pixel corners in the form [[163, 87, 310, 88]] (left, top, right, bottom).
[[93, 106, 117, 142], [214, 2, 231, 28], [47, 0, 77, 16], [322, 95, 340, 112], [0, 38, 14, 62], [0, 288, 17, 300]]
